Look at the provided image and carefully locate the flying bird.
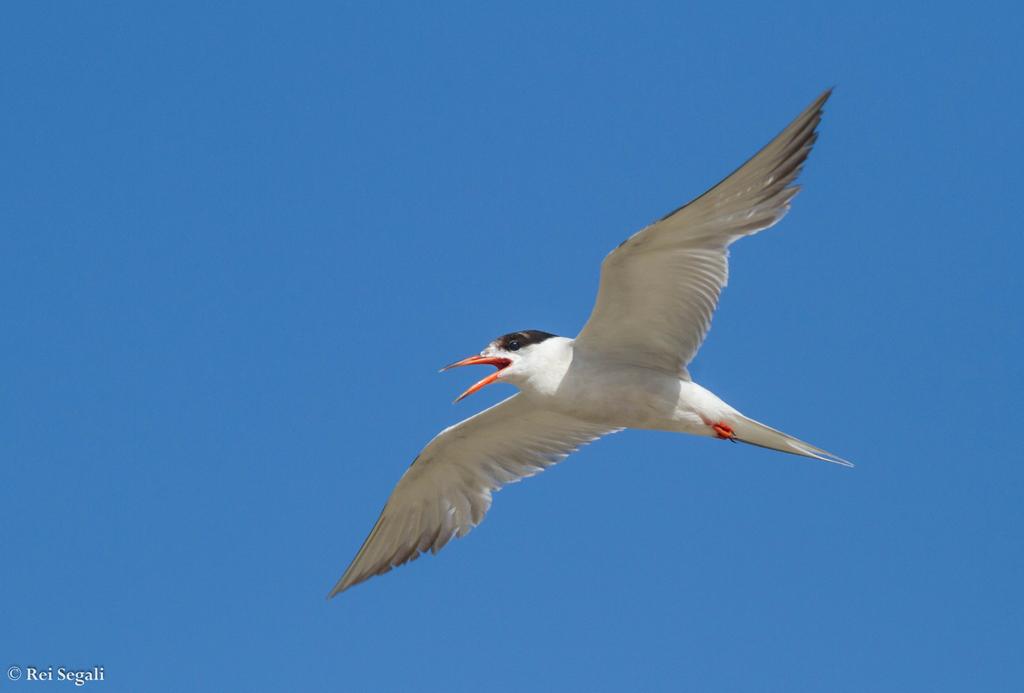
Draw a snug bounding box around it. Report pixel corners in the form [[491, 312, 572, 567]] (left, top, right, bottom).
[[330, 89, 849, 598]]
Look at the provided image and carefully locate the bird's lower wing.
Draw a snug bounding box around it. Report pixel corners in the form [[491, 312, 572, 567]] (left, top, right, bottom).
[[329, 395, 617, 597], [575, 90, 831, 374]]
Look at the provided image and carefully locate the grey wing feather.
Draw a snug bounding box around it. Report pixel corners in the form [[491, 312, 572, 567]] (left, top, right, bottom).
[[329, 395, 615, 597], [575, 90, 831, 373]]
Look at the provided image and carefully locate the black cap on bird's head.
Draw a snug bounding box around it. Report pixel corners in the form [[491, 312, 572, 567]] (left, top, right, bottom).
[[493, 330, 557, 353], [441, 330, 558, 402]]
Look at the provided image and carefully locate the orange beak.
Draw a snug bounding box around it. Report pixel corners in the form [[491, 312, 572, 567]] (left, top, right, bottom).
[[440, 355, 513, 402]]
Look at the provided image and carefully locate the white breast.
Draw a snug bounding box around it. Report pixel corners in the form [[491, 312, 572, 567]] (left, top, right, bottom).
[[506, 338, 682, 428]]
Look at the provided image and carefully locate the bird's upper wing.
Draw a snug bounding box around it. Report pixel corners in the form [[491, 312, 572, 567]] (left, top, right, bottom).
[[574, 90, 831, 374], [329, 394, 616, 596]]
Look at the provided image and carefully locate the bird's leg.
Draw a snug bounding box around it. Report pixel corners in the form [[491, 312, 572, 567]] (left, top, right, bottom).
[[711, 422, 736, 442]]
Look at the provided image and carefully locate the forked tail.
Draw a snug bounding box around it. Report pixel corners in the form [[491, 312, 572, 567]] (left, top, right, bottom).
[[731, 414, 853, 467]]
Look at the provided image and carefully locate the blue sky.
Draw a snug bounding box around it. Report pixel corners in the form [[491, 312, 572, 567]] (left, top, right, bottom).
[[2, 2, 1022, 691]]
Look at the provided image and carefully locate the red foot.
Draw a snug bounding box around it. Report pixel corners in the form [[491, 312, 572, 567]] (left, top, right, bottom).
[[712, 422, 735, 440]]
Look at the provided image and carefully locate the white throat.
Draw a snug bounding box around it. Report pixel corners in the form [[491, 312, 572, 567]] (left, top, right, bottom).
[[500, 336, 575, 397]]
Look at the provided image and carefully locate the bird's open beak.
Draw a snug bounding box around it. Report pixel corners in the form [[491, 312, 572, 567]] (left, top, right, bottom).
[[440, 355, 513, 402]]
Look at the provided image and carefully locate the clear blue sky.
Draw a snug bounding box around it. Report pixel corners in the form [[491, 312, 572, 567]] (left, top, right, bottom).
[[2, 2, 1021, 691]]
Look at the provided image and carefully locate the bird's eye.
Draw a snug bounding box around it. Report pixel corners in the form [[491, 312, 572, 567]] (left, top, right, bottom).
[[508, 340, 520, 351]]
